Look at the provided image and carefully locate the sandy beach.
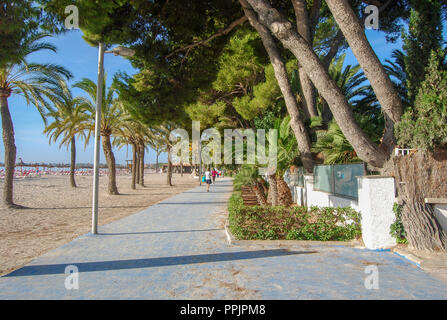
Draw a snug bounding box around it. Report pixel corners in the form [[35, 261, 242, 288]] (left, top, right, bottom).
[[0, 173, 199, 276]]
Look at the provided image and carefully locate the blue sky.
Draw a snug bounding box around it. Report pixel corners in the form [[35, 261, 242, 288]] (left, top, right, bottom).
[[0, 23, 418, 166]]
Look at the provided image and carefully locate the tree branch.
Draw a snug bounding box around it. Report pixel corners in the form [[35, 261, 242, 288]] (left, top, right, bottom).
[[165, 16, 248, 59]]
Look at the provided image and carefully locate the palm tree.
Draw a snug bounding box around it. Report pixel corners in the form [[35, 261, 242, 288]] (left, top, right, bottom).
[[113, 116, 148, 190], [275, 116, 298, 207], [74, 77, 122, 195], [43, 79, 90, 188], [384, 49, 410, 107], [147, 134, 166, 174], [148, 123, 176, 186], [0, 33, 71, 208], [233, 165, 267, 206]]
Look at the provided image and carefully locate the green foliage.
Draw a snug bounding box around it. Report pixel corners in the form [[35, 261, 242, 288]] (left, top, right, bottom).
[[390, 203, 407, 244], [228, 193, 361, 241], [233, 165, 260, 191], [212, 28, 266, 93], [0, 0, 41, 68], [403, 0, 443, 103], [395, 50, 447, 151], [313, 116, 382, 165]]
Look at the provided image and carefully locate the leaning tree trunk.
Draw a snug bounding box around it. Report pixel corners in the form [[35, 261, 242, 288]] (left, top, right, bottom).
[[244, 0, 388, 169], [325, 0, 403, 155], [102, 134, 119, 195], [267, 174, 278, 206], [138, 140, 145, 187], [241, 0, 314, 173], [277, 175, 293, 207], [292, 0, 318, 119], [131, 142, 137, 190], [167, 145, 173, 186], [394, 151, 447, 252], [69, 136, 77, 188], [0, 92, 18, 208]]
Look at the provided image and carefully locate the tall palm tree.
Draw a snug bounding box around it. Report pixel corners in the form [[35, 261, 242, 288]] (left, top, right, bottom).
[[113, 116, 148, 190], [43, 79, 90, 188], [0, 33, 71, 208], [74, 77, 122, 195], [148, 124, 175, 186]]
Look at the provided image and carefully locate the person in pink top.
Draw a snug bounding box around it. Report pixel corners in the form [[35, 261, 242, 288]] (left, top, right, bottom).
[[211, 168, 217, 184]]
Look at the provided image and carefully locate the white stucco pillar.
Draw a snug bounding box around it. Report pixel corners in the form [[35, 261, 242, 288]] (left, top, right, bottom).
[[357, 176, 397, 249]]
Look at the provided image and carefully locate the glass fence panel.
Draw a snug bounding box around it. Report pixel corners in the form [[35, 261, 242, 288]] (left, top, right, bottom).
[[333, 163, 365, 199], [314, 165, 334, 193]]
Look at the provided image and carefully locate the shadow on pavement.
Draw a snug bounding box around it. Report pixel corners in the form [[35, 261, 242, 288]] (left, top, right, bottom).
[[4, 249, 317, 277]]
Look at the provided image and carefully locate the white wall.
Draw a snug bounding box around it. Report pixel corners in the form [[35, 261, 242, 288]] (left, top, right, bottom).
[[292, 174, 397, 250], [434, 204, 447, 233]]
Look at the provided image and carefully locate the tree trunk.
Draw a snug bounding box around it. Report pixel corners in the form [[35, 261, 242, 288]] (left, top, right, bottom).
[[292, 0, 318, 119], [240, 0, 314, 173], [138, 140, 145, 187], [180, 161, 184, 177], [136, 146, 140, 185], [394, 152, 447, 252], [131, 142, 137, 190], [277, 175, 293, 207], [244, 0, 388, 169], [70, 136, 76, 188], [167, 145, 172, 186], [325, 0, 403, 155], [267, 174, 278, 206], [253, 180, 267, 206], [102, 134, 119, 195], [0, 93, 18, 208], [156, 152, 159, 173]]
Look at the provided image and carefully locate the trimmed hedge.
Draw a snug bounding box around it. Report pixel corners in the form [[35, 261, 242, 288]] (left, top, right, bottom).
[[228, 192, 361, 241]]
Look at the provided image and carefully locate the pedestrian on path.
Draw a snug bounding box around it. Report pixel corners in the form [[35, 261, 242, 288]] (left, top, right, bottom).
[[205, 169, 212, 192], [211, 168, 217, 184]]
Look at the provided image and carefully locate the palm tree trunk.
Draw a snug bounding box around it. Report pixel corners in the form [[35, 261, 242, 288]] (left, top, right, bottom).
[[244, 0, 388, 169], [267, 174, 278, 206], [240, 0, 314, 173], [180, 161, 183, 177], [102, 134, 119, 195], [136, 147, 140, 185], [277, 175, 293, 207], [131, 142, 137, 190], [138, 140, 145, 187], [325, 0, 403, 155], [156, 151, 159, 173], [254, 180, 267, 206], [0, 93, 17, 208], [70, 136, 77, 188], [167, 145, 173, 186]]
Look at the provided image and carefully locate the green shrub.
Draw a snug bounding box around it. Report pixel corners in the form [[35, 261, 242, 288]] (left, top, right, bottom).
[[390, 203, 407, 244], [395, 50, 447, 151], [228, 193, 361, 241]]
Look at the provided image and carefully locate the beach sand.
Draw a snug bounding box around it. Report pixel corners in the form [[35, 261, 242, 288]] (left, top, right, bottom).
[[0, 173, 199, 276]]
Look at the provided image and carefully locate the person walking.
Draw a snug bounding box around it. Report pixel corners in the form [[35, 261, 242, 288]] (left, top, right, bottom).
[[205, 168, 212, 192], [211, 168, 217, 184]]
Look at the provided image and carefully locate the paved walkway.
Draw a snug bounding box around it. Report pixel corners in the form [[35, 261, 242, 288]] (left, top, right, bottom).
[[0, 178, 446, 299]]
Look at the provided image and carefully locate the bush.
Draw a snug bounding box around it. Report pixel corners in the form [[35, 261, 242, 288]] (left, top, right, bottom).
[[228, 193, 361, 241], [395, 50, 447, 151], [390, 203, 407, 244]]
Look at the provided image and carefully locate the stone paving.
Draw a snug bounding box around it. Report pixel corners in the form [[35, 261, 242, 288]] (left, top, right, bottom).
[[0, 178, 446, 299]]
